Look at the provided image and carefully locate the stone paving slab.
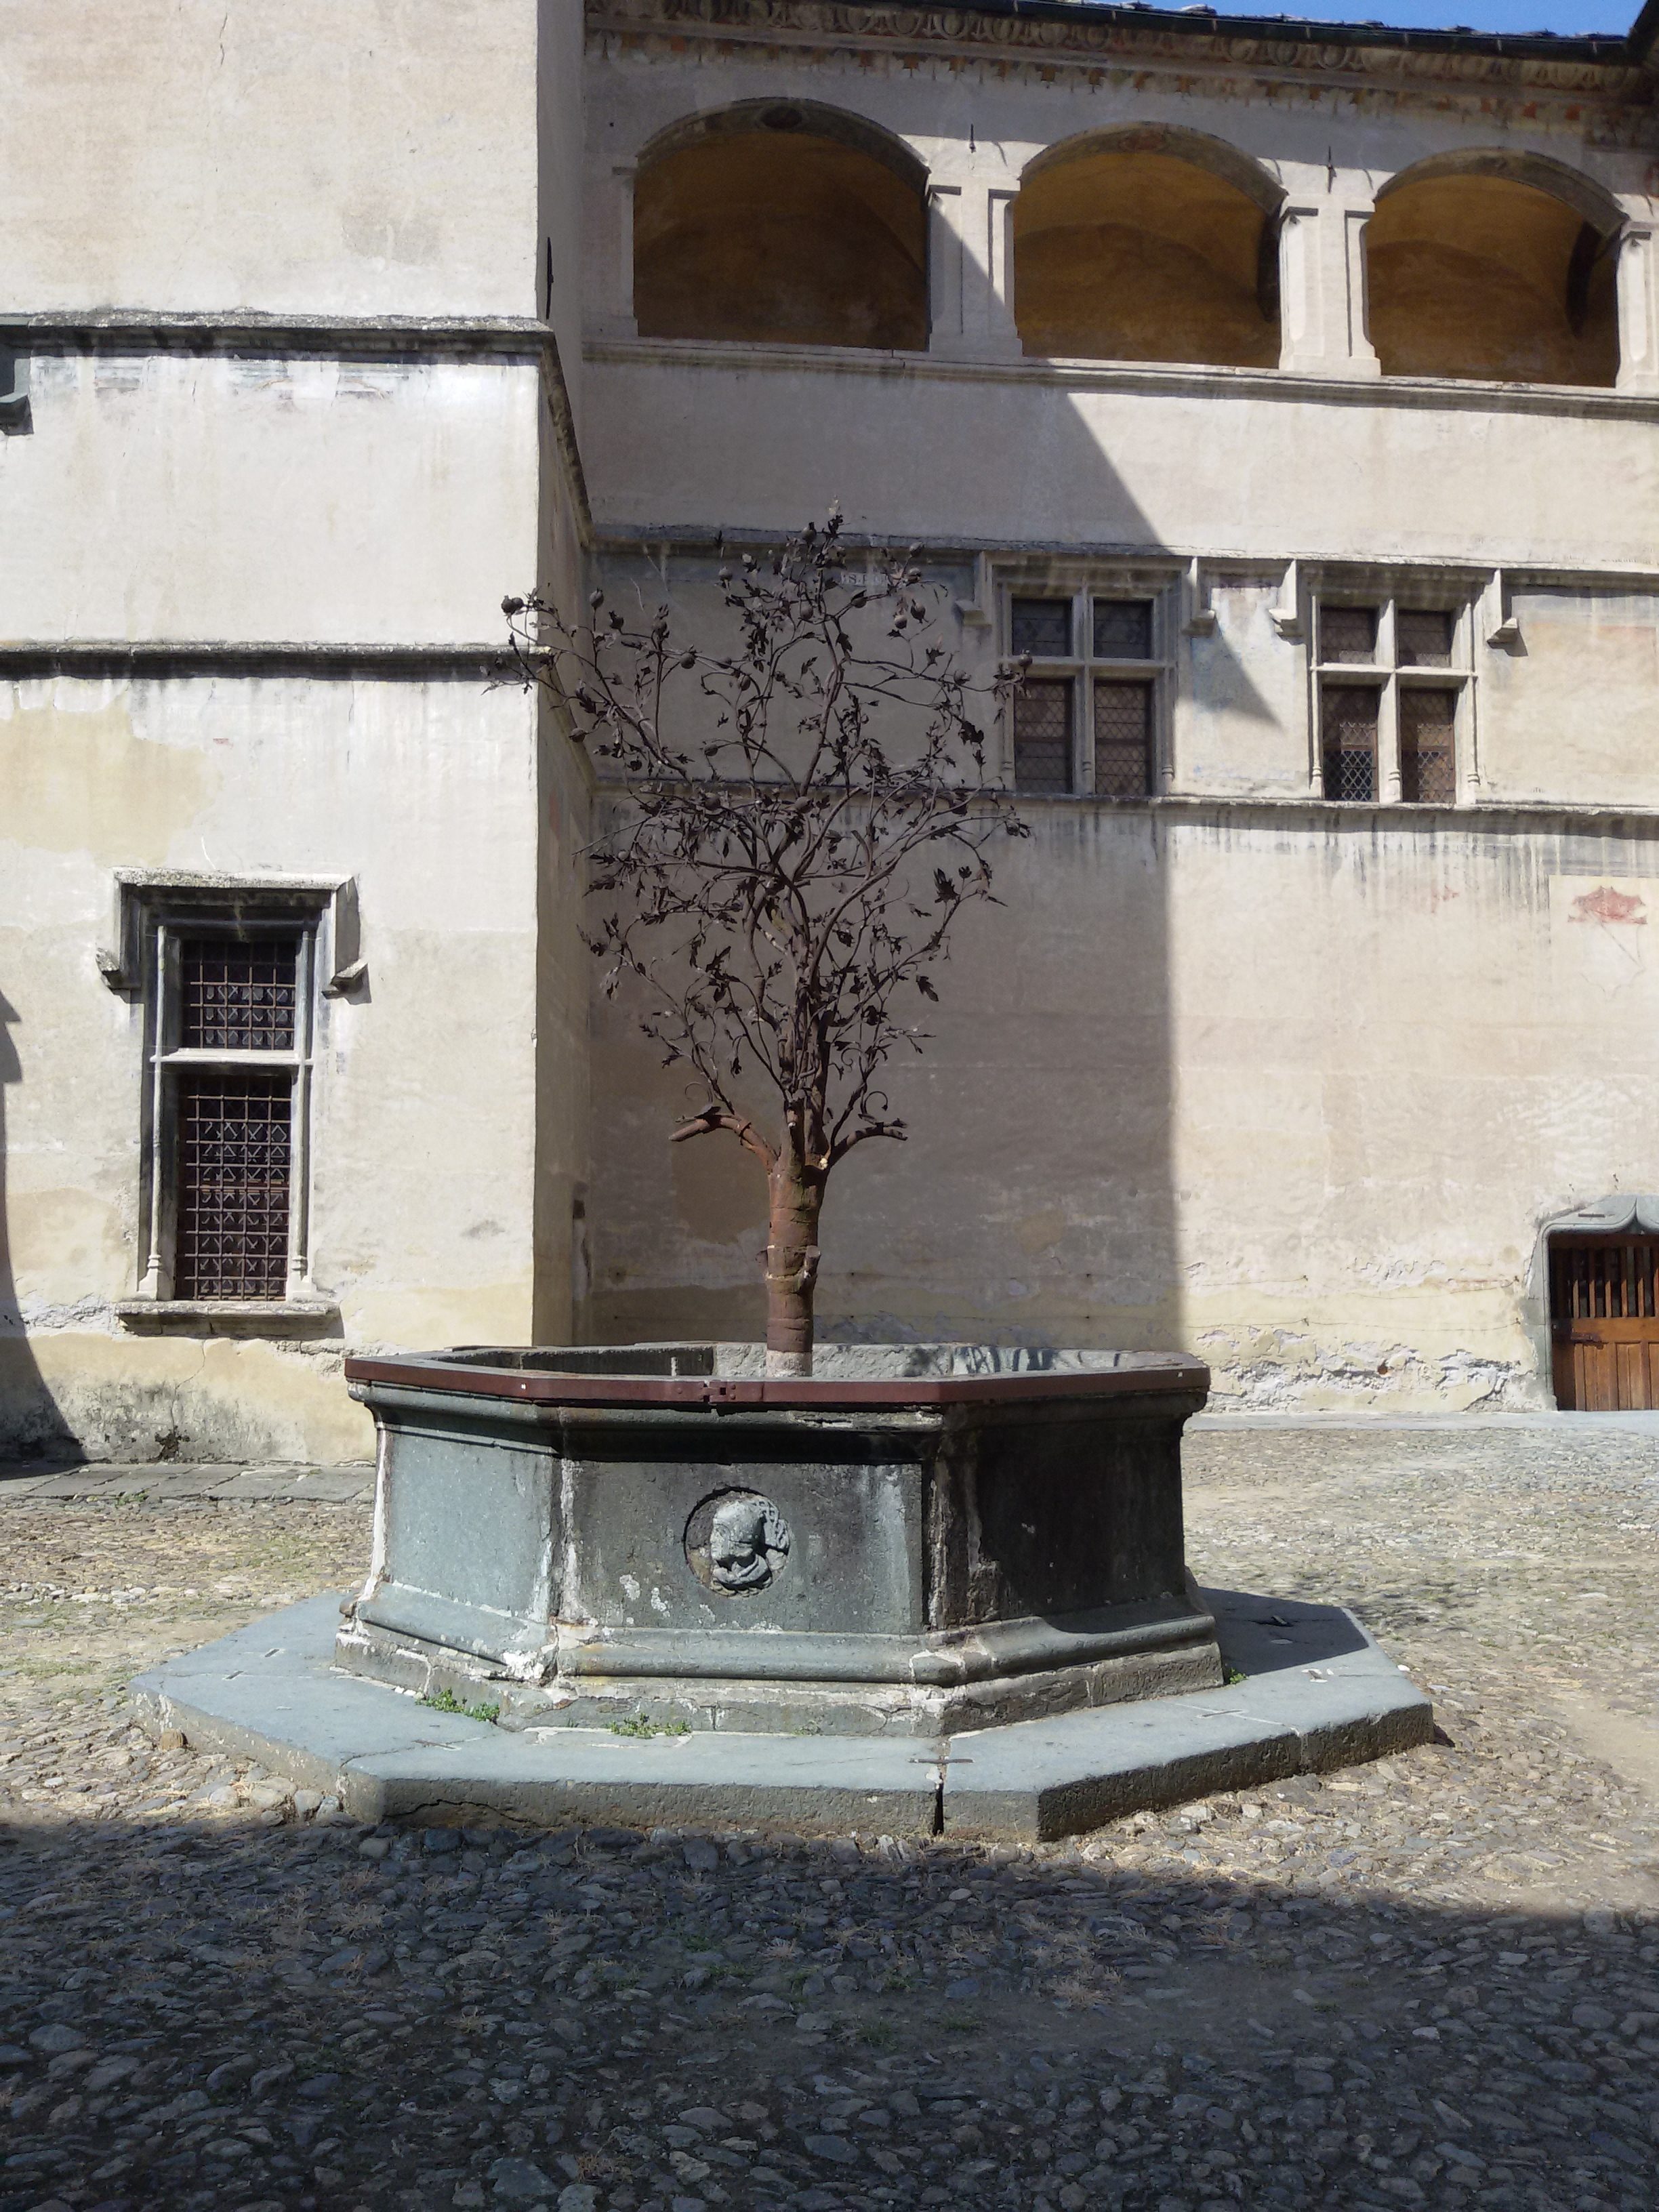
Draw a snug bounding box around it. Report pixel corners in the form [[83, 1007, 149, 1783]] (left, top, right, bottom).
[[947, 1592, 1433, 1841], [131, 1585, 1429, 1843], [134, 1595, 942, 1837], [0, 1459, 374, 1502]]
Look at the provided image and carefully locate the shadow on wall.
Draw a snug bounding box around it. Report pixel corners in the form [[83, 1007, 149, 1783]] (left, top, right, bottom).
[[577, 365, 1197, 1351], [0, 987, 82, 1467], [579, 108, 1634, 1364]]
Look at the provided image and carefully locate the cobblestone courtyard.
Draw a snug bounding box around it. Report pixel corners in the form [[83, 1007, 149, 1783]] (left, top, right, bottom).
[[1, 1420, 1657, 2212]]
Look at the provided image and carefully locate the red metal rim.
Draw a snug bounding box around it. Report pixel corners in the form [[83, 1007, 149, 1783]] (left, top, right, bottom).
[[343, 1354, 1210, 1410]]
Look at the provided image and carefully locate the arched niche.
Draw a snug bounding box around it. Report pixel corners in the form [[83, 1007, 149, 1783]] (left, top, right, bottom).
[[633, 101, 929, 351], [1012, 126, 1283, 369], [1367, 151, 1622, 387]]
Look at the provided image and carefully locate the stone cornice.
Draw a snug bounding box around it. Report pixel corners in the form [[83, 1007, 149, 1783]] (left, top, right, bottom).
[[0, 309, 558, 355], [0, 641, 520, 680], [589, 0, 1654, 110], [589, 331, 1659, 424], [592, 514, 1659, 605]]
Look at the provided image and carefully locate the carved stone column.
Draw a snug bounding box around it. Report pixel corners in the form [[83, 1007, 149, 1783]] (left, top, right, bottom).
[[1277, 199, 1380, 380], [1615, 223, 1659, 395], [929, 176, 1021, 360], [590, 163, 637, 338]]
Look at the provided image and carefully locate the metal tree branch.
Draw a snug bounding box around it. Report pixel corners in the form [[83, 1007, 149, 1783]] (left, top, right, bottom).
[[506, 514, 1027, 1372]]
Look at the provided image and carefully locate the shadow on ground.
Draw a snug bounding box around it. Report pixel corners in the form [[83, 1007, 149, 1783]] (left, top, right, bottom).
[[1, 1804, 1654, 2212]]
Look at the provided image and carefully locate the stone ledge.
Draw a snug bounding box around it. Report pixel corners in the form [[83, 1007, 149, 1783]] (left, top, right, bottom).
[[945, 1589, 1435, 1841], [131, 1589, 1432, 1843], [114, 1298, 341, 1338]]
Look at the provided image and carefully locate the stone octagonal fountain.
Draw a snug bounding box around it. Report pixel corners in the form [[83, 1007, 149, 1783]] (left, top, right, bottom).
[[134, 1343, 1433, 1841], [333, 1343, 1224, 1738]]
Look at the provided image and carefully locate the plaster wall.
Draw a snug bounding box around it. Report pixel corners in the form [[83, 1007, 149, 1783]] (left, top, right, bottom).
[[1, 2, 593, 1460], [1, 0, 552, 319], [1482, 592, 1659, 808], [574, 1, 1659, 1410], [1179, 582, 1312, 800], [583, 804, 1659, 1412], [0, 675, 554, 1462], [595, 556, 1659, 819], [586, 349, 1659, 576], [1, 350, 545, 647]]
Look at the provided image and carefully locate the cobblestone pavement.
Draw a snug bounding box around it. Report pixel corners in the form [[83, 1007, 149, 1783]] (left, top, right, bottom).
[[1, 1420, 1657, 2212]]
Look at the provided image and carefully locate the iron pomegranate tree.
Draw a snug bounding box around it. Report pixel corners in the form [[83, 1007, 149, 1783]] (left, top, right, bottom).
[[506, 516, 1026, 1375]]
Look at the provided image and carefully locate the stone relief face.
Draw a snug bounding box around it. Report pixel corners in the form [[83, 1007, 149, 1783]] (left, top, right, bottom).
[[684, 1489, 792, 1595]]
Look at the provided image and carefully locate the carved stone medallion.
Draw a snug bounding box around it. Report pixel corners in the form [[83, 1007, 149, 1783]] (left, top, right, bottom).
[[684, 1488, 792, 1595]]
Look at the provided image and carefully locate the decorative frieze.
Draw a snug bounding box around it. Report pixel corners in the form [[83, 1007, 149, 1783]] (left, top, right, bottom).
[[590, 0, 1652, 123]]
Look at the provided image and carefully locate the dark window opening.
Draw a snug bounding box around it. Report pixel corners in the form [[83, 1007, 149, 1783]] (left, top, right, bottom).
[[1399, 689, 1456, 803], [1092, 598, 1153, 660], [1013, 678, 1073, 794], [1322, 686, 1379, 801], [1397, 609, 1455, 668], [1010, 599, 1072, 659], [1321, 606, 1380, 665], [175, 1071, 293, 1300], [180, 937, 298, 1051], [1093, 680, 1153, 798]]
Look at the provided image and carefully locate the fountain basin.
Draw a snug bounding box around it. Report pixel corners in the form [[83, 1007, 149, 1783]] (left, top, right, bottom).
[[335, 1344, 1224, 1737]]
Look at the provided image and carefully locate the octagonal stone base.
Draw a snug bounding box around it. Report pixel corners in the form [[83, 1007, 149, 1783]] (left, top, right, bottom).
[[132, 1586, 1435, 1843]]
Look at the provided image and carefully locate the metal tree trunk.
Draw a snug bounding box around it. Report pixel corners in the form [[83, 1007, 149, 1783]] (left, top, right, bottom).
[[764, 1153, 823, 1376]]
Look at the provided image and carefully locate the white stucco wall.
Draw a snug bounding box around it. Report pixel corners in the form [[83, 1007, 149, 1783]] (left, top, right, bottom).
[[585, 348, 1659, 576], [2, 0, 558, 319], [1, 0, 592, 1461], [565, 18, 1659, 1409], [0, 674, 553, 1461], [12, 0, 1659, 1446], [583, 800, 1659, 1411], [3, 352, 546, 647]]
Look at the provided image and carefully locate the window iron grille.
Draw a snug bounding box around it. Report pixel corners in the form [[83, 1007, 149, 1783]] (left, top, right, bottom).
[[174, 1071, 293, 1298], [1012, 678, 1073, 794], [1321, 606, 1380, 665], [1552, 1240, 1659, 1322], [1093, 679, 1153, 798], [1399, 689, 1456, 802], [1397, 609, 1455, 668], [1092, 598, 1153, 660], [1010, 598, 1072, 659], [1322, 685, 1378, 801], [180, 936, 299, 1051]]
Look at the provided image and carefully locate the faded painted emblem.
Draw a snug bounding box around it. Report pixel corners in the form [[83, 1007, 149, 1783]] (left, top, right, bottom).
[[684, 1490, 791, 1595], [1571, 885, 1647, 926]]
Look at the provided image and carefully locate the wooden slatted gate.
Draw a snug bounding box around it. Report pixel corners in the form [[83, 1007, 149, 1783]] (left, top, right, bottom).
[[1549, 1234, 1659, 1410]]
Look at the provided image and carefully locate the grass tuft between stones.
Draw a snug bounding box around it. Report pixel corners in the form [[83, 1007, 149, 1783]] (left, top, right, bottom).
[[418, 1686, 501, 1725]]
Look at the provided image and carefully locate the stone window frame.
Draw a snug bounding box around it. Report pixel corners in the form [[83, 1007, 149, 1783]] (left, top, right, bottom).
[[1000, 569, 1176, 798], [100, 872, 363, 1333], [1309, 581, 1478, 805]]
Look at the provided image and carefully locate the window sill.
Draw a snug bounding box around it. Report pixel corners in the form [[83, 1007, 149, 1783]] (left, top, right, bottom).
[[115, 1298, 341, 1339]]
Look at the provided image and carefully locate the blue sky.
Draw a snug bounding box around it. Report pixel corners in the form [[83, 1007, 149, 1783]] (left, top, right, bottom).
[[1193, 0, 1632, 30]]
